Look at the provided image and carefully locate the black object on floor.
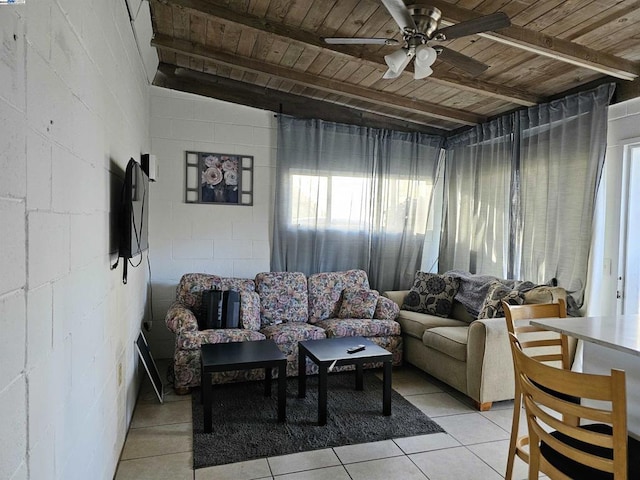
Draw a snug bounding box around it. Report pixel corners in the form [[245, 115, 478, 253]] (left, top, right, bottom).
[[191, 371, 445, 469]]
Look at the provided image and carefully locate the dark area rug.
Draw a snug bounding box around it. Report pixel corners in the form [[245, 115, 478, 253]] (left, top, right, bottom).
[[191, 371, 444, 469]]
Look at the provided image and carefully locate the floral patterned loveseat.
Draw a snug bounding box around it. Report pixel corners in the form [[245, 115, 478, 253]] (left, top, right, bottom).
[[165, 270, 402, 393]]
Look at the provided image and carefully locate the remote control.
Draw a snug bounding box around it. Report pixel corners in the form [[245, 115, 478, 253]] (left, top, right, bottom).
[[347, 345, 366, 354]]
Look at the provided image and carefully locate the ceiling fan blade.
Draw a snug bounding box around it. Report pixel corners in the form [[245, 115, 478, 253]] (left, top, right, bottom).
[[434, 12, 510, 40], [323, 37, 400, 45], [380, 0, 417, 32], [437, 47, 488, 76]]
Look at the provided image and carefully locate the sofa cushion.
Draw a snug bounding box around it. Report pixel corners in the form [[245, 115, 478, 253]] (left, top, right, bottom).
[[316, 318, 401, 338], [523, 286, 567, 304], [177, 328, 266, 350], [308, 270, 370, 323], [396, 310, 469, 340], [477, 281, 525, 319], [255, 272, 308, 325], [450, 300, 475, 323], [240, 291, 262, 331], [374, 296, 400, 321], [260, 322, 326, 345], [402, 272, 460, 318], [522, 286, 553, 304], [338, 288, 379, 319], [422, 326, 468, 362], [176, 273, 256, 316]]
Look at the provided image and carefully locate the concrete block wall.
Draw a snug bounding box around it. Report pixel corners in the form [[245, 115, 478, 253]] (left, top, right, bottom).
[[146, 86, 277, 358], [0, 1, 152, 479]]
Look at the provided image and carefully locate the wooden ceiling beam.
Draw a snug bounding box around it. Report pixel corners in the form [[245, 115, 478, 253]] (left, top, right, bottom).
[[153, 63, 450, 134], [428, 0, 640, 81], [483, 29, 639, 80], [153, 0, 540, 106], [152, 34, 485, 125]]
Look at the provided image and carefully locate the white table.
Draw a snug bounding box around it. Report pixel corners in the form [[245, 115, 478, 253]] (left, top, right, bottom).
[[531, 315, 640, 437]]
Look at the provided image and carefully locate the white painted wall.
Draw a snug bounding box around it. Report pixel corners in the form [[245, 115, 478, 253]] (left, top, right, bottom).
[[145, 87, 277, 358], [0, 1, 153, 479], [586, 97, 640, 315]]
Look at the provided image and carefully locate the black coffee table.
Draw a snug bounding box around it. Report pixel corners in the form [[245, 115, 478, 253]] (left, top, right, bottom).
[[298, 336, 392, 425], [200, 340, 287, 433]]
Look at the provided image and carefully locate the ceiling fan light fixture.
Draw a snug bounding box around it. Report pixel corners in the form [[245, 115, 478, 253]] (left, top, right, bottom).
[[383, 67, 403, 79], [415, 44, 438, 68], [384, 48, 413, 75], [413, 45, 437, 79], [414, 63, 433, 80]]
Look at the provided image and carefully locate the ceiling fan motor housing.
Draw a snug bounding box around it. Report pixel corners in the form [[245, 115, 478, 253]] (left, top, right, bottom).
[[407, 5, 442, 38]]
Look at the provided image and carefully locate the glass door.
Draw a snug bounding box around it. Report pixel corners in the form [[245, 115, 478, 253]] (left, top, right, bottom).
[[618, 142, 640, 314]]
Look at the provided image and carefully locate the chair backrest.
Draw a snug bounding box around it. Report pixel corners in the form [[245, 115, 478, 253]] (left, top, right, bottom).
[[503, 298, 570, 369], [508, 333, 628, 479]]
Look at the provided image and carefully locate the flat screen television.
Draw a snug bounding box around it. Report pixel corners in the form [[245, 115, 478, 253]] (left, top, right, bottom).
[[119, 158, 149, 262]]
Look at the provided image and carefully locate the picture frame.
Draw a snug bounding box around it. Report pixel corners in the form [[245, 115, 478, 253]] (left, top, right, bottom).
[[185, 151, 254, 206]]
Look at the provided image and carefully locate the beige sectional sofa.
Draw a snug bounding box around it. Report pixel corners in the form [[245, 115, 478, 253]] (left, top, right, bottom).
[[384, 285, 567, 411]]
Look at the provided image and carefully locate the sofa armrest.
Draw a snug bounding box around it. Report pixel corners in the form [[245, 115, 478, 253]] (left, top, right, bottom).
[[374, 295, 400, 321], [466, 317, 515, 404], [165, 301, 199, 335], [382, 290, 409, 309], [166, 292, 262, 334]]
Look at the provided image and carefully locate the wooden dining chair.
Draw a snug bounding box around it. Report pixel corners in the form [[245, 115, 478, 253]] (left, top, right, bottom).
[[503, 298, 572, 480], [508, 332, 640, 479]]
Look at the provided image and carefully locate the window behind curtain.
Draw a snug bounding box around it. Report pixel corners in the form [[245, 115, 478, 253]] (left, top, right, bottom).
[[440, 117, 514, 278], [516, 90, 612, 307], [440, 84, 614, 311], [272, 116, 443, 291], [289, 172, 432, 234]]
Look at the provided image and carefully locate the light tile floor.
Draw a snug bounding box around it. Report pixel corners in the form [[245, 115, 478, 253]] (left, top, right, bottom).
[[115, 362, 537, 480]]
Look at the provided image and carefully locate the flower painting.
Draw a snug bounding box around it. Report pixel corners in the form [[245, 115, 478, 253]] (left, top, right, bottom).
[[185, 151, 253, 206], [199, 153, 240, 204]]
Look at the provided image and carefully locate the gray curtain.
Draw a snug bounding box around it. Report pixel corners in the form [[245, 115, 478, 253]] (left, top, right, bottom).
[[439, 116, 515, 277], [272, 115, 443, 291], [440, 83, 614, 308]]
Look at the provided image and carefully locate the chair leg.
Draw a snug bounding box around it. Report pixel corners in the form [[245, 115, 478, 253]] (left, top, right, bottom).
[[506, 391, 523, 480]]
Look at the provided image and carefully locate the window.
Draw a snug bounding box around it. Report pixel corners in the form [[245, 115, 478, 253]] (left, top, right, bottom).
[[290, 172, 432, 234]]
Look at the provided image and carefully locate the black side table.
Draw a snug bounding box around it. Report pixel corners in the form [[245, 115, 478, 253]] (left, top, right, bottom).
[[298, 336, 392, 426], [200, 340, 287, 433]]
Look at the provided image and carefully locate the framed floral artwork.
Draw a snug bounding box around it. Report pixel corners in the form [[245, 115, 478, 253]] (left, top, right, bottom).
[[185, 151, 254, 205]]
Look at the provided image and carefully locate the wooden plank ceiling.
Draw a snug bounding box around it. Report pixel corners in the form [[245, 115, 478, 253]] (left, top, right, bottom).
[[149, 0, 640, 134]]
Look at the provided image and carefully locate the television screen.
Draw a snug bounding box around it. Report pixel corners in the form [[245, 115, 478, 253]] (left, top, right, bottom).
[[119, 158, 149, 259]]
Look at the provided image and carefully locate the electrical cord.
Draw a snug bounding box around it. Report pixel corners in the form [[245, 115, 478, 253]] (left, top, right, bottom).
[[144, 248, 154, 331], [129, 167, 146, 269]]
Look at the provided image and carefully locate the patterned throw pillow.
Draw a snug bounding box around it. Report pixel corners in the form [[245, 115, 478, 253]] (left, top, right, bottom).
[[477, 281, 525, 319], [402, 272, 460, 318], [337, 288, 379, 319]]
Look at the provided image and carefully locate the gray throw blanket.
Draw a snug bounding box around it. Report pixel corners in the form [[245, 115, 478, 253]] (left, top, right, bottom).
[[445, 270, 537, 317]]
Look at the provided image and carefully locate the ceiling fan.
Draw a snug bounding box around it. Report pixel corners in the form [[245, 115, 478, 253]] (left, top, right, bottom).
[[323, 0, 511, 80]]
